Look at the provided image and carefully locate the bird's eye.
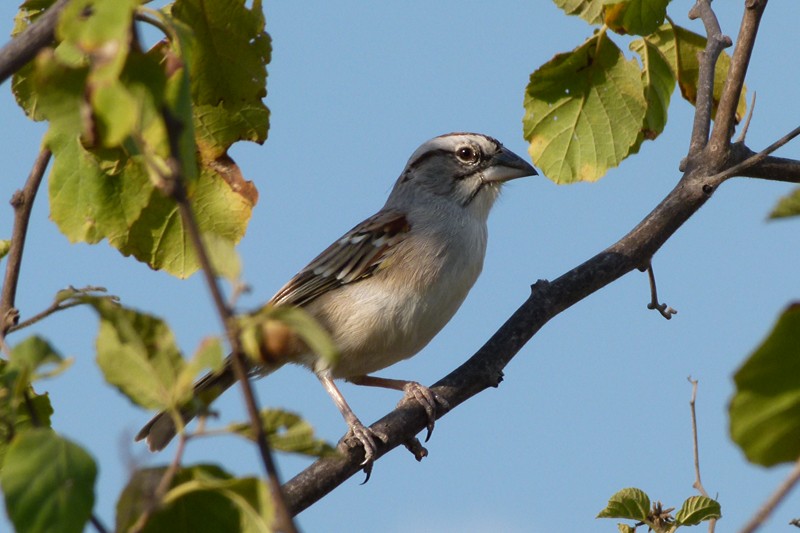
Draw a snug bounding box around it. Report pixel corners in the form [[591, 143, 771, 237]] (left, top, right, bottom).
[[455, 145, 480, 164]]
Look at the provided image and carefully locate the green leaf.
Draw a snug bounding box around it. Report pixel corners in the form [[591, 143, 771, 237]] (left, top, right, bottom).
[[1, 429, 97, 533], [523, 32, 647, 183], [597, 487, 651, 521], [730, 304, 800, 466], [617, 524, 636, 533], [604, 0, 670, 36], [674, 495, 721, 526], [116, 464, 272, 533], [769, 187, 800, 219], [88, 297, 185, 410], [228, 408, 338, 458], [647, 23, 746, 123], [169, 0, 271, 158], [0, 361, 54, 468], [9, 335, 72, 381], [552, 0, 606, 25], [22, 2, 259, 279], [0, 240, 10, 261], [628, 38, 675, 153]]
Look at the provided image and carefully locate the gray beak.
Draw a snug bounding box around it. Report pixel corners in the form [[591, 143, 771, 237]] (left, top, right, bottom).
[[483, 146, 538, 183]]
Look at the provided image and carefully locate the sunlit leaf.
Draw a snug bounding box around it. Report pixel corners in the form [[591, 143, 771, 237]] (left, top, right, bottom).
[[648, 22, 746, 123], [524, 32, 646, 183], [552, 0, 605, 25], [629, 38, 675, 152], [88, 297, 185, 410], [674, 495, 721, 526], [597, 487, 650, 521], [9, 335, 72, 381], [604, 0, 670, 36]]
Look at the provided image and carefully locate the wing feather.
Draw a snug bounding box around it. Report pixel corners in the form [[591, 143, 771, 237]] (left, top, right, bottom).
[[269, 211, 411, 307]]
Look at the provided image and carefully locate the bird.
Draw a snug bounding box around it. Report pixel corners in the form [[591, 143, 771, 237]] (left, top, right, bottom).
[[136, 132, 537, 467]]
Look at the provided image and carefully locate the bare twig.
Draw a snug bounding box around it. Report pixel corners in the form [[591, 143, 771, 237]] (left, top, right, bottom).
[[160, 109, 298, 533], [8, 286, 113, 333], [739, 455, 800, 533], [0, 0, 70, 84], [686, 0, 732, 157], [736, 92, 756, 143], [688, 378, 716, 533], [0, 148, 51, 335], [646, 263, 677, 320], [707, 0, 768, 160]]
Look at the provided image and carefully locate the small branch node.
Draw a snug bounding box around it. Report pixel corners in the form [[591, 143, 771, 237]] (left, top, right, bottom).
[[404, 437, 428, 462]]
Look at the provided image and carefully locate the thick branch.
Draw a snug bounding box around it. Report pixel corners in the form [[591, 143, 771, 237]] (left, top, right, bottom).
[[0, 148, 51, 335], [0, 0, 70, 85]]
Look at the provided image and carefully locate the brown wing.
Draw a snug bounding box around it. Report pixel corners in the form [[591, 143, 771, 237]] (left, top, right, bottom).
[[268, 211, 411, 307]]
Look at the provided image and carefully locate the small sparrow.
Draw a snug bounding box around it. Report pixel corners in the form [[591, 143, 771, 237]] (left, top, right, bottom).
[[137, 132, 537, 467]]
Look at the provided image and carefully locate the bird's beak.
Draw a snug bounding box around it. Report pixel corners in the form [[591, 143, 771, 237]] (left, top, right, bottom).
[[483, 146, 538, 183]]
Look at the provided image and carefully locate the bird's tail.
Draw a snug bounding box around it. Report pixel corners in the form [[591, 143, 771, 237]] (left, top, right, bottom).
[[135, 358, 274, 451]]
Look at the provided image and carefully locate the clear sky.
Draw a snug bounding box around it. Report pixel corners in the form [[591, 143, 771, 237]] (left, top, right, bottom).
[[1, 1, 799, 532]]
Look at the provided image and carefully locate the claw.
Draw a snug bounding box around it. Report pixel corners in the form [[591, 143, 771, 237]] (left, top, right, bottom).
[[401, 382, 449, 442], [341, 420, 386, 482]]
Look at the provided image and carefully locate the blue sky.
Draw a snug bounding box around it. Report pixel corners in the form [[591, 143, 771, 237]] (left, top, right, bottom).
[[2, 1, 799, 531]]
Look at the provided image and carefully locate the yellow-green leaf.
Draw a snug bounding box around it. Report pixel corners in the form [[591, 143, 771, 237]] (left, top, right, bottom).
[[629, 37, 675, 153], [604, 0, 670, 36], [552, 0, 606, 25], [770, 186, 800, 219], [523, 32, 646, 184], [597, 487, 650, 521], [647, 22, 746, 123]]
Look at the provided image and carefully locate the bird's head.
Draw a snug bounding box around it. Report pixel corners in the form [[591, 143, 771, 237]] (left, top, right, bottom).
[[389, 133, 537, 220]]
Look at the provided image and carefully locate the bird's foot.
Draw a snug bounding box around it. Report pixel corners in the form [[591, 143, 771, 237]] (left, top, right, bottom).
[[400, 382, 450, 442], [342, 420, 386, 482]]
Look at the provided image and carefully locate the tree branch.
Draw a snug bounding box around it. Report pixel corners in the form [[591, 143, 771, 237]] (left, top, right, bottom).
[[686, 0, 731, 157], [0, 148, 51, 336], [0, 0, 70, 85], [707, 0, 768, 161], [159, 110, 298, 533], [281, 0, 790, 515]]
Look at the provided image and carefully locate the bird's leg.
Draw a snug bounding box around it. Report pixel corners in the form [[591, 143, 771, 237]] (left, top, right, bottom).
[[316, 371, 380, 471], [347, 375, 449, 442]]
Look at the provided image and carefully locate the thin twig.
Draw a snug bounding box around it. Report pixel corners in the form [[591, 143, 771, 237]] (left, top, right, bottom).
[[0, 0, 70, 84], [0, 148, 51, 335], [688, 377, 716, 533], [739, 455, 800, 533], [129, 432, 189, 533], [736, 92, 757, 143], [160, 109, 298, 533], [646, 263, 677, 320]]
